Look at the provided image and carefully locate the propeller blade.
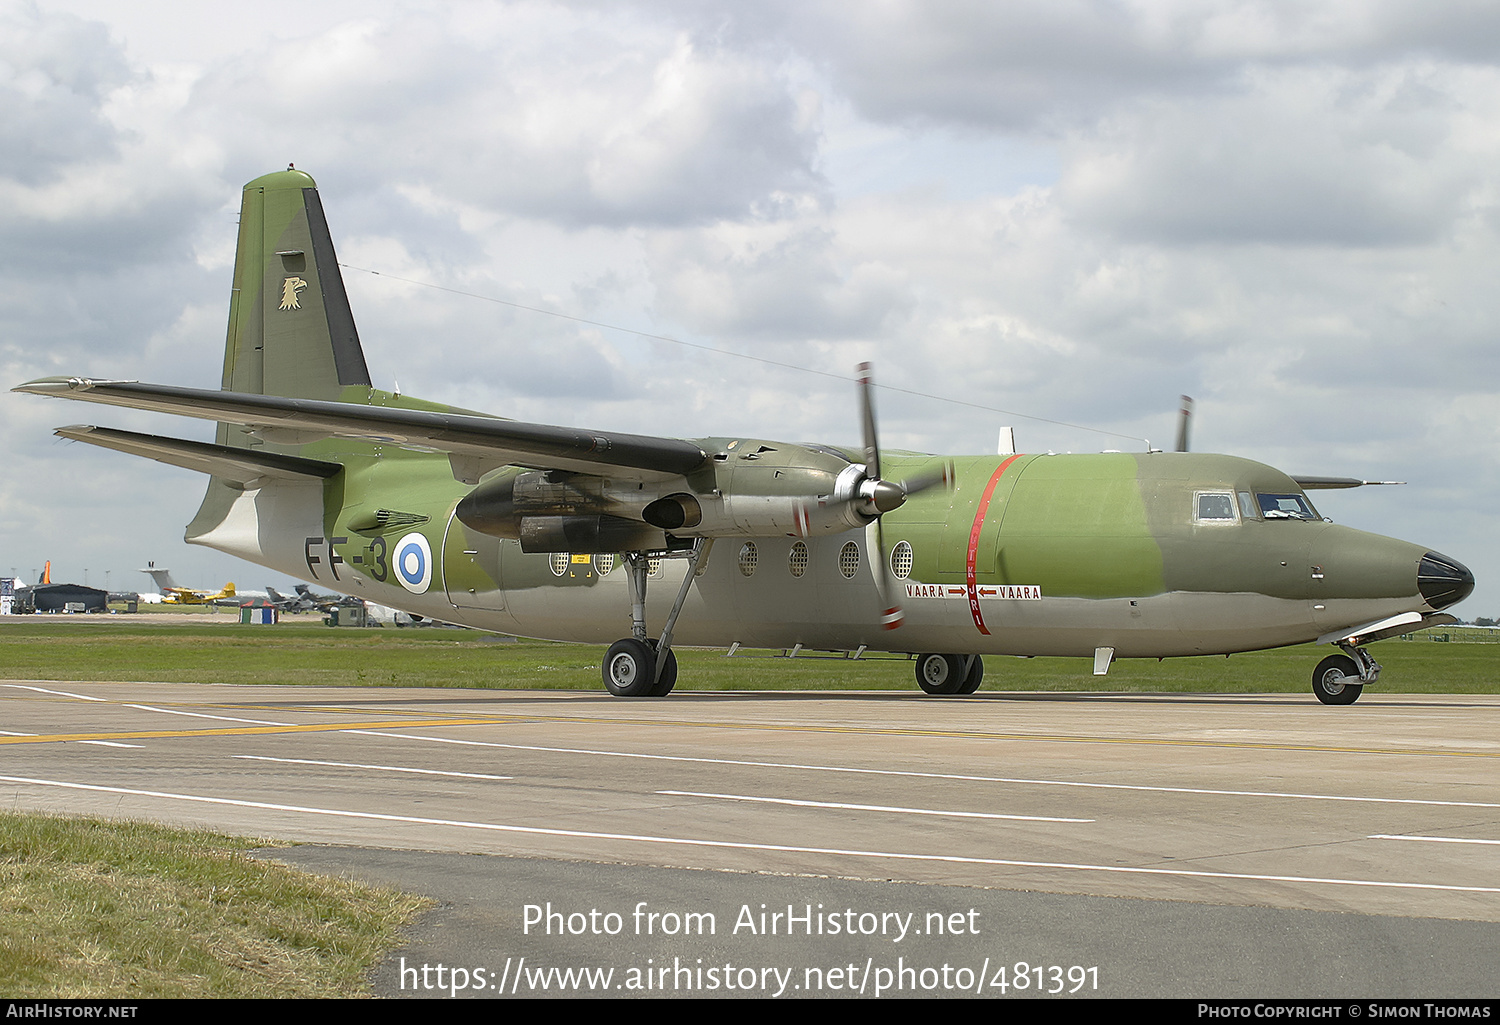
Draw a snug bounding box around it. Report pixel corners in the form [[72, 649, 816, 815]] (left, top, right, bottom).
[[894, 460, 953, 499], [858, 363, 898, 627], [869, 519, 905, 630], [857, 361, 881, 482]]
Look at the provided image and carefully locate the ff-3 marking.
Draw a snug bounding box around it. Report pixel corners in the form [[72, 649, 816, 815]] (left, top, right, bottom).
[[304, 535, 352, 582]]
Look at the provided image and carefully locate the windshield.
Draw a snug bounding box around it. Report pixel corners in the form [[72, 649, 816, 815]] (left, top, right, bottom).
[[1257, 493, 1319, 520]]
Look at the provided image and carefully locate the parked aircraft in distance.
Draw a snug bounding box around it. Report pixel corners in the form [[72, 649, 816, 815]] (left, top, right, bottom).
[[266, 583, 344, 612], [140, 562, 265, 606], [19, 169, 1474, 702]]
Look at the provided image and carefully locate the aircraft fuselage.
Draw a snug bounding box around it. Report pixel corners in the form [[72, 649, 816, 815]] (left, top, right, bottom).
[[185, 441, 1456, 663]]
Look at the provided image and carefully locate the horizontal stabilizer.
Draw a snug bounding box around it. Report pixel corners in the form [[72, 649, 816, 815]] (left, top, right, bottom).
[[20, 378, 707, 480], [55, 425, 342, 486]]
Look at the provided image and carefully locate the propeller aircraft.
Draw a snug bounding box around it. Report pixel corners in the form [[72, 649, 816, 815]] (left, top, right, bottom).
[[15, 169, 1474, 703]]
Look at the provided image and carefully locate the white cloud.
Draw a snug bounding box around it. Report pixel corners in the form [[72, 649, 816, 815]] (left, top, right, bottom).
[[1058, 62, 1493, 246], [4, 0, 1499, 613]]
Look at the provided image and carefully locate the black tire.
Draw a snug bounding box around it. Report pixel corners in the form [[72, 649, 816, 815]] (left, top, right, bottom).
[[957, 655, 985, 694], [916, 653, 965, 695], [604, 638, 656, 697], [647, 640, 678, 697], [1312, 655, 1363, 705]]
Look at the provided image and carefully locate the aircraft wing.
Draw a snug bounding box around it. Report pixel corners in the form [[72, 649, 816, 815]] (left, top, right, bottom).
[[17, 378, 708, 482]]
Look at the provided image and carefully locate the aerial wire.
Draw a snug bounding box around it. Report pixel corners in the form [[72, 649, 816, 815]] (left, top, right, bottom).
[[339, 263, 1150, 445]]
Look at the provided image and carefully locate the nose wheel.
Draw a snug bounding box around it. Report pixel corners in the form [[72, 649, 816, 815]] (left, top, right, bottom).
[[1311, 642, 1379, 705]]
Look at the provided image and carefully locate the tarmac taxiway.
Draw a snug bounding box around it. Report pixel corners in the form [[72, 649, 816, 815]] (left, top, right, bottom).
[[3, 681, 1497, 997]]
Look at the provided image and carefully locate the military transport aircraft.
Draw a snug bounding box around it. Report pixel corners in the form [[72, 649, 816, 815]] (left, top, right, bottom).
[[15, 169, 1474, 703]]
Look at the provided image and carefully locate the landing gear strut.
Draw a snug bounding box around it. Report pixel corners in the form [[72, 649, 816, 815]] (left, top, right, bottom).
[[1311, 642, 1380, 705], [915, 653, 985, 695], [601, 540, 707, 698]]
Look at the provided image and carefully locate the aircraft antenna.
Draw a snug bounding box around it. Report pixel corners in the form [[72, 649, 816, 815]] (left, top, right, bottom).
[[1175, 395, 1194, 452]]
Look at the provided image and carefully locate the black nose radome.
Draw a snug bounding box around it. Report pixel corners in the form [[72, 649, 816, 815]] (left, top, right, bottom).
[[1418, 551, 1475, 610]]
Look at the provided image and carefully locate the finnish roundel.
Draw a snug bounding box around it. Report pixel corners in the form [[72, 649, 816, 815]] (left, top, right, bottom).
[[393, 532, 432, 594]]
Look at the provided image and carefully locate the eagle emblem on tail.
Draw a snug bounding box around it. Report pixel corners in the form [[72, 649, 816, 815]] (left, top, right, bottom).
[[279, 276, 308, 310]]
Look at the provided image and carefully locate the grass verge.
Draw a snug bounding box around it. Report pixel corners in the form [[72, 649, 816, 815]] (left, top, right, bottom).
[[0, 618, 1496, 693], [0, 812, 427, 998]]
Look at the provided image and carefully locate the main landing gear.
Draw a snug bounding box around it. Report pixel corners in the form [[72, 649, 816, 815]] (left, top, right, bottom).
[[602, 540, 708, 698], [1311, 642, 1380, 705], [914, 653, 985, 695]]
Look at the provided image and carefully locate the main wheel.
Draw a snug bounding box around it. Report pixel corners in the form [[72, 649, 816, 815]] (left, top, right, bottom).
[[647, 640, 678, 697], [957, 655, 985, 694], [1312, 655, 1363, 705], [604, 638, 657, 697], [916, 653, 965, 695]]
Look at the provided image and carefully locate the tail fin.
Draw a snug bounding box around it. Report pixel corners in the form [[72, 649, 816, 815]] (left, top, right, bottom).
[[139, 562, 179, 593], [191, 169, 371, 543], [220, 168, 372, 405]]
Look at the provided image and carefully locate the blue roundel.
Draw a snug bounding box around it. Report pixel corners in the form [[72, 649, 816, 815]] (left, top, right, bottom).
[[394, 532, 432, 594]]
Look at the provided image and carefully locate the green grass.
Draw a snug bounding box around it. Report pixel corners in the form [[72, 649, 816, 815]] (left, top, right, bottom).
[[1, 618, 1495, 693], [0, 812, 427, 998]]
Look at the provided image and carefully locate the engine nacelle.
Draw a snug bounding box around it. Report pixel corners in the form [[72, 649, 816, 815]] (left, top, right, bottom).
[[638, 463, 874, 539]]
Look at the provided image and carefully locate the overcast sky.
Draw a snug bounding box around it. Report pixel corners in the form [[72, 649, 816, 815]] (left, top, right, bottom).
[[2, 0, 1495, 618]]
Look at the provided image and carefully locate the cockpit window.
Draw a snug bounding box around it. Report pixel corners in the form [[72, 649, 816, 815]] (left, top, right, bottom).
[[1196, 492, 1237, 522], [1237, 491, 1258, 520], [1257, 493, 1319, 520]]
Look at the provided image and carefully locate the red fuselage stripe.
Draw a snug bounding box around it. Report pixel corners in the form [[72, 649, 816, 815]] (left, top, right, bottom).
[[966, 455, 1022, 635]]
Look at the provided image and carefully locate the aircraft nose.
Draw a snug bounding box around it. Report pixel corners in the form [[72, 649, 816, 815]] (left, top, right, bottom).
[[1418, 551, 1475, 610]]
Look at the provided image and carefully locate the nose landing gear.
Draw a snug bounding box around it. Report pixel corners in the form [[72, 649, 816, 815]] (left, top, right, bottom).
[[1312, 642, 1381, 705]]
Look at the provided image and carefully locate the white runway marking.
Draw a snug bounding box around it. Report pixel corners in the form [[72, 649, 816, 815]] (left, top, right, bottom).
[[657, 790, 1093, 823], [1370, 834, 1500, 846], [348, 731, 1499, 809], [233, 755, 510, 780], [1, 685, 106, 701], [125, 704, 293, 726], [4, 773, 1497, 897], [0, 727, 137, 748]]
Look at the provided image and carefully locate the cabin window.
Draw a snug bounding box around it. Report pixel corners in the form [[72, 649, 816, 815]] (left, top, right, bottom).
[[1195, 492, 1237, 523], [839, 541, 861, 578], [890, 540, 914, 579], [1257, 493, 1318, 520], [788, 541, 808, 578], [738, 542, 758, 577]]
